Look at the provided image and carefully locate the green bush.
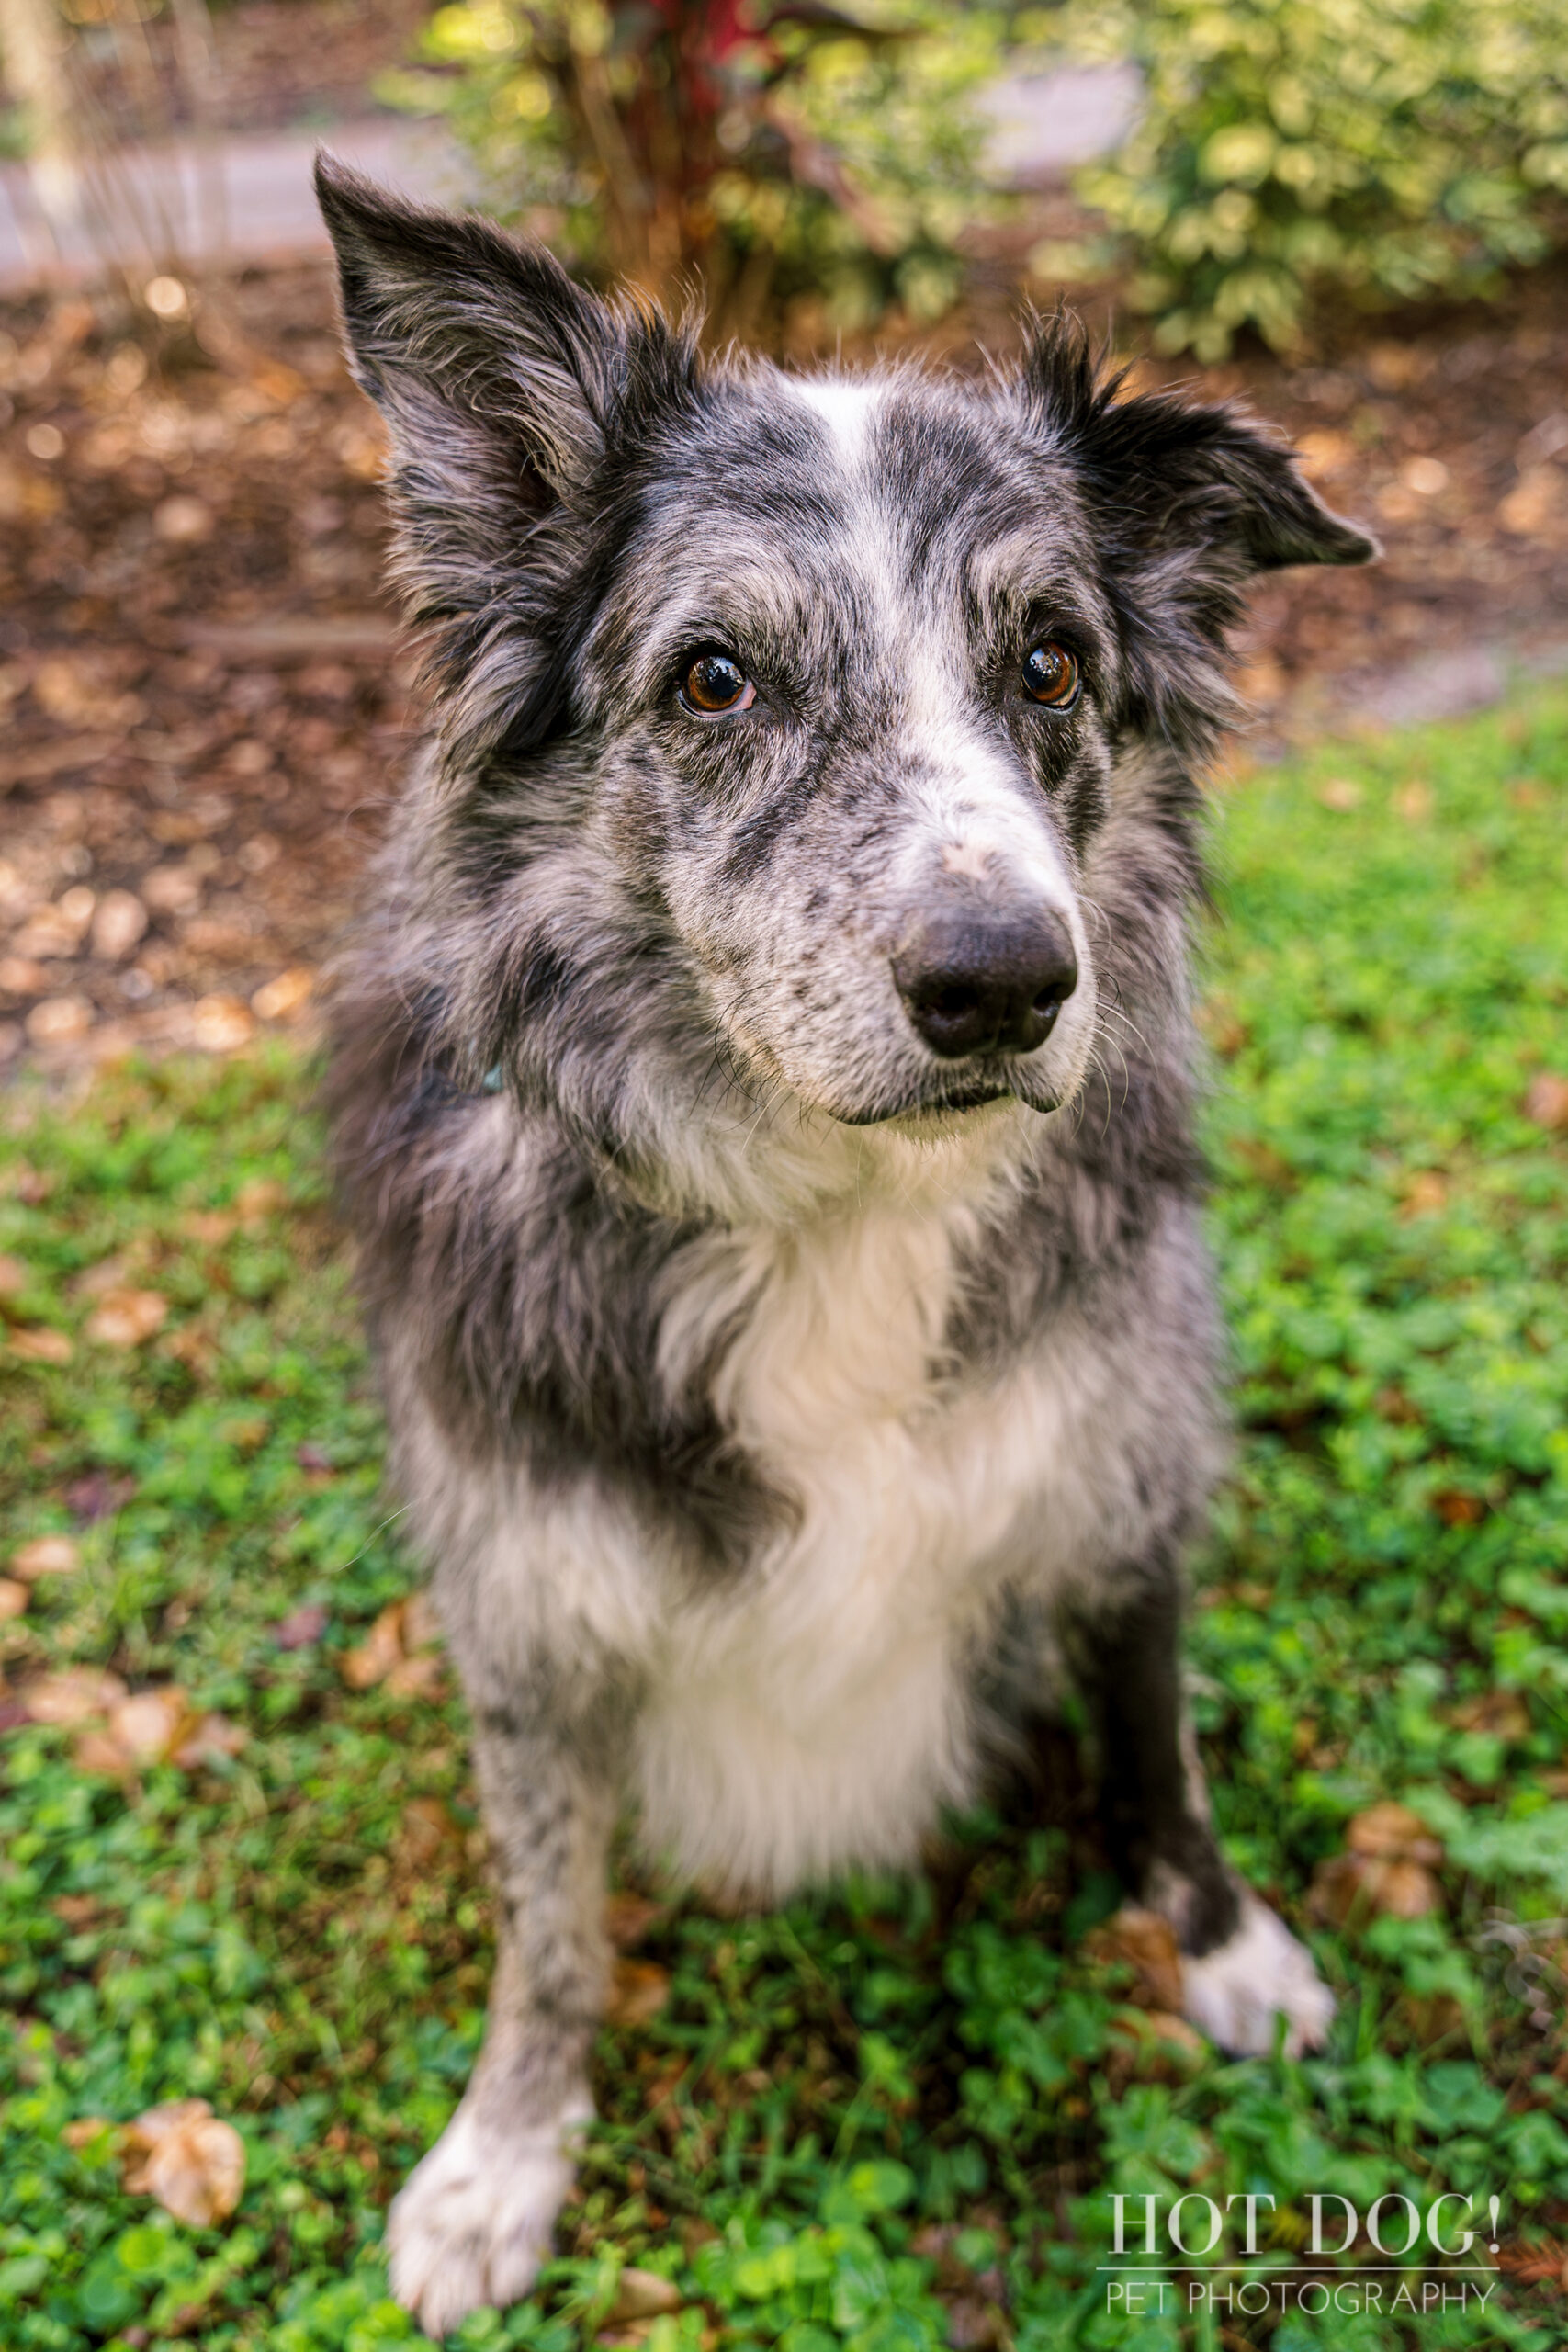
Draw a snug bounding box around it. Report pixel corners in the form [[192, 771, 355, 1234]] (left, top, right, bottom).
[[377, 0, 1012, 334], [1064, 0, 1568, 359]]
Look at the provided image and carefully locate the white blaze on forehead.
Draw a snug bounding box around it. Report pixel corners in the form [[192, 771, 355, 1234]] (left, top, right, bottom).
[[793, 376, 884, 469], [794, 373, 1077, 924], [791, 373, 904, 650]]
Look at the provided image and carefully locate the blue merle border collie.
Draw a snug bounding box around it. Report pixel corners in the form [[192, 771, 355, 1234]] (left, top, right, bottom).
[[315, 156, 1376, 2335]]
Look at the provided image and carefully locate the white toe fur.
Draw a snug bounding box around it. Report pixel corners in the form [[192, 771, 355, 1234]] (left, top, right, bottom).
[[1180, 1894, 1334, 2059], [386, 2089, 591, 2338]]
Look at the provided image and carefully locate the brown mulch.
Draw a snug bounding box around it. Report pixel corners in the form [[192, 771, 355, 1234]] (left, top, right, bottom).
[[1, 265, 409, 1072], [36, 0, 427, 144], [2, 250, 1567, 1079]]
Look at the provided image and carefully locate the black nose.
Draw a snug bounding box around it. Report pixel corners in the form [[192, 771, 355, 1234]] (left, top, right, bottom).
[[893, 905, 1077, 1059]]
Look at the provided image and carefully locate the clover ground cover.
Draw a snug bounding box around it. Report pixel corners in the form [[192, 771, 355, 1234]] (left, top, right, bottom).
[[2, 691, 1566, 2349]]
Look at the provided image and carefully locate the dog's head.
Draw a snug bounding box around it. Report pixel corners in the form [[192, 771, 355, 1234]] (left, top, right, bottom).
[[319, 161, 1373, 1176]]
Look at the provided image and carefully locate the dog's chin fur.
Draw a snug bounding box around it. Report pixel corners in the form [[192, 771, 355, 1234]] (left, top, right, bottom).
[[855, 1087, 1023, 1131], [313, 154, 1376, 2337], [835, 1080, 1056, 1131]]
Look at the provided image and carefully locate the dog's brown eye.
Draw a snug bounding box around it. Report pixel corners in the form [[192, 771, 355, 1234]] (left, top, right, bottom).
[[1021, 641, 1081, 709], [681, 651, 755, 716]]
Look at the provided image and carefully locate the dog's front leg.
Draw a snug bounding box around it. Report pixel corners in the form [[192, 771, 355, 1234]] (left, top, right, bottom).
[[387, 1685, 622, 2336], [1067, 1567, 1333, 2059]]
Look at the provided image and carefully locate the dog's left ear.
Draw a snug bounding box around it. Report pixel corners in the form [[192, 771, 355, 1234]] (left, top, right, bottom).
[[1016, 315, 1377, 746]]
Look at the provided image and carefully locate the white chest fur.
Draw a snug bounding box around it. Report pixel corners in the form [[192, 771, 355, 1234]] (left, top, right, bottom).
[[633, 1167, 1096, 1899]]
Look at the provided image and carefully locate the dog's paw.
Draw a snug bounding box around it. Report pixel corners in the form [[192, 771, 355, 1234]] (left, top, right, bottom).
[[1180, 1894, 1334, 2060], [386, 2089, 591, 2339]]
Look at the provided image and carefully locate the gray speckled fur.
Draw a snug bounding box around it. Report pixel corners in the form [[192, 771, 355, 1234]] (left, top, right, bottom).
[[314, 156, 1374, 2335]]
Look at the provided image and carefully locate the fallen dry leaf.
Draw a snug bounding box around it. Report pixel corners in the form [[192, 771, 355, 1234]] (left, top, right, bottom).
[[1401, 1170, 1448, 1217], [11, 1533, 80, 1581], [1347, 1801, 1445, 1864], [8, 1327, 73, 1364], [0, 1578, 28, 1620], [1498, 468, 1562, 536], [1202, 1013, 1248, 1058], [251, 966, 314, 1022], [62, 2116, 118, 2151], [1083, 1907, 1184, 2012], [605, 1891, 664, 1950], [0, 733, 115, 788], [162, 1326, 218, 1374], [174, 1712, 248, 1769], [402, 1590, 442, 1649], [23, 1668, 129, 1725], [388, 1651, 446, 1701], [25, 996, 93, 1046], [1450, 1690, 1532, 1741], [75, 1257, 133, 1298], [1312, 1802, 1446, 1925], [340, 1595, 443, 1694], [75, 1688, 246, 1776], [1311, 1852, 1442, 1926], [942, 2295, 1007, 2352], [65, 1469, 133, 1523], [1433, 1487, 1486, 1528], [1295, 428, 1354, 479], [90, 889, 149, 959], [0, 956, 49, 997], [1400, 1991, 1467, 2046], [107, 1686, 197, 1764], [398, 1795, 464, 1869], [74, 1728, 141, 1776], [606, 1958, 672, 2028], [340, 1602, 409, 1690], [1231, 1136, 1296, 1190], [1495, 2237, 1568, 2289], [0, 1252, 28, 1295], [1524, 1072, 1568, 1132], [234, 1176, 288, 1222], [85, 1289, 168, 1348], [152, 493, 214, 544], [1316, 776, 1363, 811], [272, 1602, 327, 1650], [1105, 2006, 1206, 2087], [608, 2268, 682, 2323], [16, 893, 94, 960], [1392, 778, 1434, 820], [1402, 455, 1450, 497], [122, 2098, 245, 2227], [192, 995, 254, 1052], [142, 864, 203, 915], [1235, 654, 1284, 707], [180, 1208, 239, 1246]]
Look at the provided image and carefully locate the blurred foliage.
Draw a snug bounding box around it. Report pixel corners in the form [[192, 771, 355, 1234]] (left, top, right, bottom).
[[374, 0, 1014, 334], [1062, 0, 1568, 359]]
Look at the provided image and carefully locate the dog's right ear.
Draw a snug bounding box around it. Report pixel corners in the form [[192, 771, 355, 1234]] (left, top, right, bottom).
[[314, 157, 696, 710]]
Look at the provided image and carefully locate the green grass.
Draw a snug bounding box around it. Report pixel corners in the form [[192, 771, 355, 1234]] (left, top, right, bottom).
[[3, 691, 1567, 2352]]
